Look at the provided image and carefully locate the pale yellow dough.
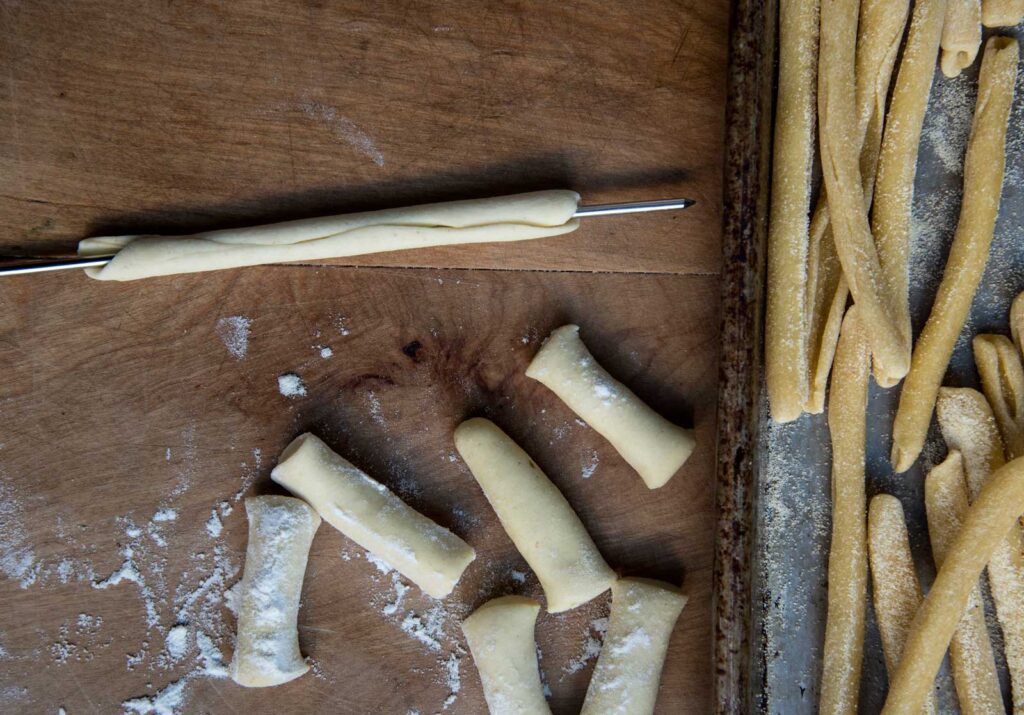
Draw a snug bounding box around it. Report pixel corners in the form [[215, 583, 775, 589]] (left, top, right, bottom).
[[79, 190, 580, 281], [974, 334, 1024, 458], [804, 0, 910, 409], [766, 0, 819, 421], [454, 418, 615, 612], [940, 0, 982, 77], [867, 495, 938, 715], [936, 387, 1024, 714], [580, 577, 687, 715], [869, 0, 946, 387], [982, 0, 1024, 25], [882, 455, 1024, 714], [525, 324, 695, 489], [461, 596, 551, 715], [923, 451, 1003, 715], [271, 433, 475, 599], [821, 306, 869, 715], [230, 496, 321, 688], [890, 36, 1019, 473]]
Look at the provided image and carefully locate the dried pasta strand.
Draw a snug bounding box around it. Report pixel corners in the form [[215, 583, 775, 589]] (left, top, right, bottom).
[[766, 0, 820, 422], [870, 0, 946, 388], [974, 334, 1024, 459], [804, 0, 911, 411], [890, 36, 1019, 473], [940, 0, 983, 77], [883, 455, 1024, 714], [818, 0, 909, 391], [867, 494, 939, 715], [821, 306, 869, 715], [982, 0, 1024, 26], [935, 387, 1024, 713], [924, 451, 1004, 715]]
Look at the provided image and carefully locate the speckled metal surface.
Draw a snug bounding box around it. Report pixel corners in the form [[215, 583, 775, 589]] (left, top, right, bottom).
[[713, 0, 776, 712]]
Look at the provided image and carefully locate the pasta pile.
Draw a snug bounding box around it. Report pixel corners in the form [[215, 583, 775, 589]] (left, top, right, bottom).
[[765, 1, 1023, 711]]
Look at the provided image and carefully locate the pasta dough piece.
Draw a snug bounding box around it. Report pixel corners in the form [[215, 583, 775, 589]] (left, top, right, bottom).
[[867, 495, 938, 715], [870, 0, 946, 387], [936, 387, 1024, 713], [821, 306, 869, 715], [461, 596, 551, 715], [765, 0, 819, 422], [528, 325, 696, 487], [1011, 290, 1024, 354], [804, 0, 911, 410], [454, 418, 615, 612], [271, 433, 475, 599], [819, 0, 909, 385], [580, 577, 687, 715], [890, 36, 1019, 473], [881, 455, 1024, 714], [982, 0, 1024, 25], [525, 324, 695, 489], [924, 451, 1003, 715], [941, 0, 983, 77], [974, 334, 1024, 458], [78, 190, 580, 281], [230, 496, 321, 688]]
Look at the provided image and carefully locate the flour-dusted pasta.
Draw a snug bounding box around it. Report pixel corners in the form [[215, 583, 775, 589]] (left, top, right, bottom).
[[230, 496, 321, 688], [454, 418, 615, 612], [821, 306, 869, 715], [79, 191, 581, 281], [580, 578, 687, 715], [271, 433, 475, 599], [940, 0, 982, 77], [867, 495, 938, 715], [936, 387, 1024, 713], [461, 596, 551, 715], [525, 324, 695, 489], [924, 452, 1004, 714], [882, 455, 1024, 714], [973, 334, 1024, 458], [982, 0, 1024, 26], [766, 0, 820, 422], [890, 36, 1019, 472]]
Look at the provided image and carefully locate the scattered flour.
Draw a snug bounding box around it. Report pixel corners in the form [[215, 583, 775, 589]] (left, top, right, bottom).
[[318, 346, 334, 359], [214, 316, 251, 360], [563, 617, 609, 675], [165, 625, 188, 660], [297, 99, 385, 167], [0, 475, 39, 588], [152, 509, 177, 523], [581, 452, 600, 480], [366, 391, 386, 426], [121, 678, 188, 715], [277, 373, 307, 398], [205, 511, 222, 539]]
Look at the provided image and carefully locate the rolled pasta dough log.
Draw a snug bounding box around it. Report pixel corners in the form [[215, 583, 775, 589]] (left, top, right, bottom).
[[580, 577, 687, 715], [454, 418, 615, 612], [271, 433, 475, 599], [940, 0, 983, 78], [230, 496, 321, 688], [461, 596, 551, 715], [79, 190, 580, 281], [525, 325, 695, 489], [882, 455, 1024, 714]]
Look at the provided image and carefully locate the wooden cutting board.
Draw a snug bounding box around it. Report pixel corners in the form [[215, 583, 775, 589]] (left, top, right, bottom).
[[0, 1, 729, 713]]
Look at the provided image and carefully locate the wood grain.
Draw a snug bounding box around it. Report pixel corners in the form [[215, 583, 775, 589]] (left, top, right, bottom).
[[0, 266, 719, 713], [0, 0, 727, 274]]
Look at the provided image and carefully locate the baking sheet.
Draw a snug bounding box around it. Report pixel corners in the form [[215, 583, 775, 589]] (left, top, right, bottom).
[[750, 24, 1024, 714]]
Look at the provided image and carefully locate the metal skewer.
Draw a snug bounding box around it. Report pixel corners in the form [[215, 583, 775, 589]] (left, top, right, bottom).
[[0, 198, 695, 277]]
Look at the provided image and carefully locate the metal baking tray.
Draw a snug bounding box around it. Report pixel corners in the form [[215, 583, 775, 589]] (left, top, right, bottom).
[[714, 3, 1024, 712]]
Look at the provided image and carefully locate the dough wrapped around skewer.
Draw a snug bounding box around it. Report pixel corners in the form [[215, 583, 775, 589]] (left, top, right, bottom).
[[79, 190, 581, 281]]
